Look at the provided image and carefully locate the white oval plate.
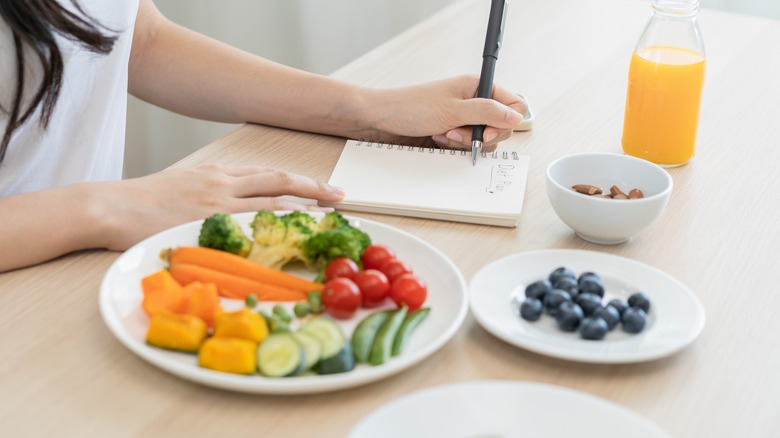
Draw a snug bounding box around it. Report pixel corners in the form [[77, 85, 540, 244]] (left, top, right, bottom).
[[349, 380, 672, 438], [469, 249, 705, 363], [99, 212, 468, 394]]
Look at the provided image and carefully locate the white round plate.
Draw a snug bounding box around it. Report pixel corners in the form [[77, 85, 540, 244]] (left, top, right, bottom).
[[469, 249, 705, 363], [349, 380, 672, 438], [99, 212, 468, 394]]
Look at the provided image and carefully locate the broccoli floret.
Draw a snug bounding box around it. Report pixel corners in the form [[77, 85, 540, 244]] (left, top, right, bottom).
[[242, 210, 371, 276], [315, 211, 350, 233], [247, 210, 313, 269], [198, 213, 253, 257], [284, 220, 314, 254], [301, 224, 371, 281], [281, 211, 318, 233]]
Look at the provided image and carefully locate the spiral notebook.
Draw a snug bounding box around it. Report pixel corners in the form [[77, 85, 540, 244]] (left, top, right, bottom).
[[320, 139, 530, 227]]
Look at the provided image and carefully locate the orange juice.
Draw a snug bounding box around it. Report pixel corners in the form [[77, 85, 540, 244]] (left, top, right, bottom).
[[621, 46, 705, 167]]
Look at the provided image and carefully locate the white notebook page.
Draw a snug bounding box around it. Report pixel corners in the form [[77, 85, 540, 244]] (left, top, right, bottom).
[[321, 140, 530, 227]]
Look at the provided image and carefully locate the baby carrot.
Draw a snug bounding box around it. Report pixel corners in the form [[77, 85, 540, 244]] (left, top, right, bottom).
[[168, 263, 306, 302], [219, 288, 245, 300], [164, 246, 323, 293]]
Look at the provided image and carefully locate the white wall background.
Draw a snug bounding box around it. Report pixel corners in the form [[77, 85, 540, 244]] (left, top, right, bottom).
[[701, 0, 780, 19], [124, 0, 780, 178]]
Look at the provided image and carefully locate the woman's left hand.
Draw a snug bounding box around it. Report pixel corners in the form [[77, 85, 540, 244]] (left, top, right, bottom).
[[93, 164, 345, 251]]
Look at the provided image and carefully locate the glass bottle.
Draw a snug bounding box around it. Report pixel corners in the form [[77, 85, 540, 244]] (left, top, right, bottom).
[[621, 0, 705, 167]]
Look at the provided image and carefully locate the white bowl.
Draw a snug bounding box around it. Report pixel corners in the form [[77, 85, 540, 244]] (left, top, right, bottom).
[[546, 153, 673, 245]]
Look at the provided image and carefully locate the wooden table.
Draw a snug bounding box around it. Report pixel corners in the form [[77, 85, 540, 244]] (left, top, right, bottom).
[[2, 0, 779, 436]]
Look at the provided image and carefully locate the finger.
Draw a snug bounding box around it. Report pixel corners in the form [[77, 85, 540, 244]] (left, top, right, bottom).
[[433, 125, 512, 149], [481, 127, 513, 147], [432, 130, 469, 149], [458, 97, 524, 131], [492, 85, 529, 117], [220, 165, 277, 177], [448, 125, 511, 147], [231, 169, 345, 201], [231, 196, 337, 214]]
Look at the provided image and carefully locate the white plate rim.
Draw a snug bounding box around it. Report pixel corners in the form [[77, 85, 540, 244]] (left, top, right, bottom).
[[99, 212, 468, 394], [349, 379, 672, 438], [468, 249, 706, 363]]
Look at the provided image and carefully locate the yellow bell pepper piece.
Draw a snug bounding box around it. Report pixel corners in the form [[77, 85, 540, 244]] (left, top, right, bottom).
[[213, 308, 269, 343], [198, 337, 257, 375], [145, 311, 208, 353]]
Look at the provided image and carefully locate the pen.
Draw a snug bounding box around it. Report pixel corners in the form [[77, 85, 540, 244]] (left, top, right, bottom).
[[472, 0, 508, 166]]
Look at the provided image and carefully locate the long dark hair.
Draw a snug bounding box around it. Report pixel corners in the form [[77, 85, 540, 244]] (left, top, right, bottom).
[[0, 0, 117, 162]]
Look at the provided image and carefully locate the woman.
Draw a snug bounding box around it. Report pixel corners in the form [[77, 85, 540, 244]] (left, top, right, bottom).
[[0, 0, 527, 272]]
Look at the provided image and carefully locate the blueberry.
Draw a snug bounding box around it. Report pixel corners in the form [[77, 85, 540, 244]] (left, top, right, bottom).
[[577, 271, 601, 286], [519, 298, 543, 321], [553, 276, 578, 298], [592, 305, 621, 330], [606, 299, 628, 316], [525, 280, 553, 300], [579, 316, 608, 340], [543, 289, 571, 317], [622, 307, 648, 333], [578, 277, 605, 298], [555, 302, 584, 332], [628, 292, 651, 313], [548, 266, 575, 285], [574, 292, 603, 316]]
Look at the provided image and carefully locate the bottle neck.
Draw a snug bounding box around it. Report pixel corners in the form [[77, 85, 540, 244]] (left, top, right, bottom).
[[652, 0, 699, 17], [636, 0, 705, 57]]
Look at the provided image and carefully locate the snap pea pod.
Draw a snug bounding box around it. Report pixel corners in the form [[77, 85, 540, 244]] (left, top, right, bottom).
[[391, 307, 431, 356], [368, 306, 408, 366], [351, 310, 394, 363]]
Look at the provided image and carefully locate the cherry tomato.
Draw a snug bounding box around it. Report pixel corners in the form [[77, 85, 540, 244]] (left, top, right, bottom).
[[321, 278, 361, 319], [362, 244, 397, 271], [380, 258, 413, 283], [390, 273, 427, 311], [324, 257, 360, 281], [354, 269, 391, 308]]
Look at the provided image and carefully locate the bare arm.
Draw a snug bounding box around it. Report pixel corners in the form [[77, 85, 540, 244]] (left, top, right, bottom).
[[128, 0, 527, 148], [0, 165, 344, 273], [128, 0, 368, 137], [0, 185, 109, 271]]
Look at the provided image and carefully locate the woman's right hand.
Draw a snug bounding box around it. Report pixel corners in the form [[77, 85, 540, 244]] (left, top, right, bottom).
[[353, 75, 528, 150]]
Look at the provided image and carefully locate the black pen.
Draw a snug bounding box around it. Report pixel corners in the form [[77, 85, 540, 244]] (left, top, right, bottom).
[[472, 0, 508, 166]]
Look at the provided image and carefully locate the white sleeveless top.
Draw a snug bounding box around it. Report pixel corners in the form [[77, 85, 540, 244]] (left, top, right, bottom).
[[0, 0, 139, 196]]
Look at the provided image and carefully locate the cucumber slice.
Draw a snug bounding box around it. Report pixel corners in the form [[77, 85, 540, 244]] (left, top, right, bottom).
[[369, 306, 408, 366], [299, 317, 345, 360], [292, 331, 322, 371], [257, 333, 306, 377], [315, 343, 356, 375], [391, 307, 431, 356], [352, 310, 393, 363]]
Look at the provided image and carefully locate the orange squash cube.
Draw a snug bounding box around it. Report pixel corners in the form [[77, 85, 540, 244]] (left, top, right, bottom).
[[213, 308, 269, 343], [181, 282, 223, 327], [145, 311, 208, 353], [198, 337, 257, 375], [141, 270, 186, 317]]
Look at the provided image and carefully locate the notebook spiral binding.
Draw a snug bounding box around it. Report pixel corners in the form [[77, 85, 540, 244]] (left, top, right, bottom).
[[354, 139, 520, 160]]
